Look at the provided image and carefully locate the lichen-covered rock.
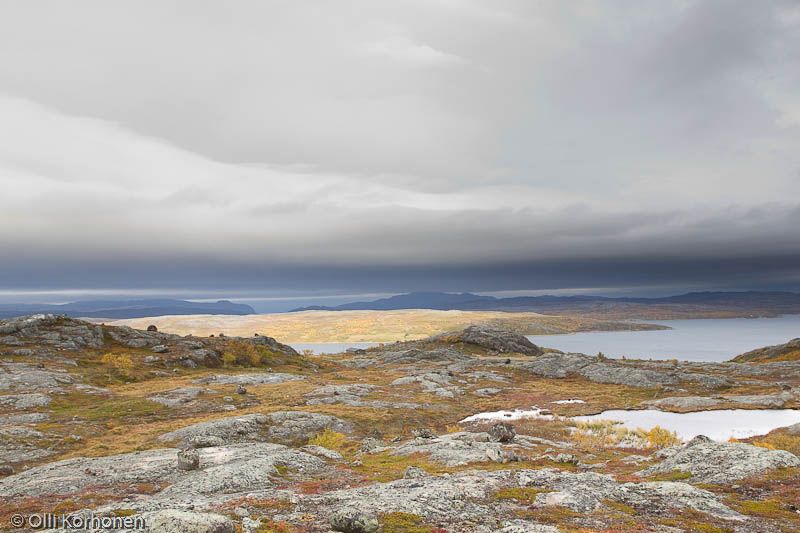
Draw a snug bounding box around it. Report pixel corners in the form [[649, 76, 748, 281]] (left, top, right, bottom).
[[148, 387, 215, 407], [188, 435, 226, 448], [193, 373, 304, 386], [453, 325, 544, 356], [148, 510, 235, 533], [159, 413, 269, 445], [300, 445, 344, 461], [360, 437, 384, 454], [389, 431, 533, 466], [403, 465, 427, 478], [487, 422, 516, 442], [177, 448, 200, 470], [240, 334, 299, 356], [0, 392, 51, 409], [640, 435, 800, 484], [329, 507, 379, 533], [355, 348, 473, 367], [0, 443, 325, 499], [486, 447, 521, 463], [500, 521, 559, 533], [643, 396, 722, 410], [0, 363, 77, 392], [160, 411, 352, 447], [518, 352, 679, 388], [411, 428, 436, 439]]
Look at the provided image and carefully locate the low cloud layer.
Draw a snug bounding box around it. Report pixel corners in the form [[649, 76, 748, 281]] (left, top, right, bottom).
[[1, 1, 799, 295]]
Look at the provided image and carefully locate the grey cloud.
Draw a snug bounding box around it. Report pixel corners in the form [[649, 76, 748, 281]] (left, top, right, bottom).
[[0, 1, 798, 295]]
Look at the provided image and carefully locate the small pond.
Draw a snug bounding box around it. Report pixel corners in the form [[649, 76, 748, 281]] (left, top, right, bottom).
[[462, 406, 800, 441], [287, 342, 379, 354], [573, 408, 800, 441]]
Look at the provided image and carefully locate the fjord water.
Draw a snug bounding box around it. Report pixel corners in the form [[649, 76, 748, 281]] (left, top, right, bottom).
[[527, 314, 800, 362]]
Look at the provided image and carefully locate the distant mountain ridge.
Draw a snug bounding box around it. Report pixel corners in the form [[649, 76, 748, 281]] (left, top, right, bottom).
[[0, 299, 254, 319], [291, 290, 800, 318]]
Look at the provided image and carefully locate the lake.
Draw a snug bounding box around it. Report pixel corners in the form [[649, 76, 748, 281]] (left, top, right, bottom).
[[527, 314, 800, 362], [289, 314, 800, 359]]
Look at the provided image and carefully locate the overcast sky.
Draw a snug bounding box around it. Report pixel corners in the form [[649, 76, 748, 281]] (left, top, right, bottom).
[[1, 0, 799, 302]]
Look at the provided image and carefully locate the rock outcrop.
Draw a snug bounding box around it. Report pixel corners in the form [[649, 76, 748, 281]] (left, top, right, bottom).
[[436, 325, 544, 356], [640, 435, 800, 484]]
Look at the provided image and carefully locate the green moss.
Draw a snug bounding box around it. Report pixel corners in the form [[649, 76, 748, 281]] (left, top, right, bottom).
[[379, 512, 433, 533], [650, 469, 691, 481], [602, 499, 638, 515], [51, 394, 166, 421], [494, 487, 551, 503]]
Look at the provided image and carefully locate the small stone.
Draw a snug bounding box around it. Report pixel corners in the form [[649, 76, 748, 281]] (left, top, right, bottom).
[[152, 344, 169, 353], [0, 465, 14, 476], [242, 517, 261, 532], [177, 448, 200, 471], [329, 507, 379, 533], [144, 355, 161, 363], [188, 435, 226, 448], [360, 437, 383, 453], [487, 422, 516, 443], [403, 465, 426, 478], [412, 428, 436, 439], [486, 447, 520, 464], [223, 396, 233, 402], [554, 453, 580, 465]]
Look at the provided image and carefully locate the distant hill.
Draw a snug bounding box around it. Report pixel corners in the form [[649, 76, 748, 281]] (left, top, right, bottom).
[[0, 299, 254, 319], [291, 290, 800, 319], [295, 291, 494, 311]]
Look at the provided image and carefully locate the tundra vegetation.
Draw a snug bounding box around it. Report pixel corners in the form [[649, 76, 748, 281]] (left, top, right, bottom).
[[0, 315, 798, 531]]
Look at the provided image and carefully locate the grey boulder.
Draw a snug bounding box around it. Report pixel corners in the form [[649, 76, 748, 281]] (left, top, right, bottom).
[[329, 507, 379, 533], [148, 510, 235, 533]]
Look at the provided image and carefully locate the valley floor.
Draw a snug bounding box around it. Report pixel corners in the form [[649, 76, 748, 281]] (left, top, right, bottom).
[[107, 309, 665, 343]]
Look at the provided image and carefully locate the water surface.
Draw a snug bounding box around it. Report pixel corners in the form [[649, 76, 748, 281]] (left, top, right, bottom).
[[573, 408, 800, 441], [288, 342, 379, 354], [527, 314, 800, 362]]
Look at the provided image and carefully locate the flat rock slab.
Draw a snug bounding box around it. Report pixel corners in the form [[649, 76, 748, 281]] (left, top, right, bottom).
[[159, 411, 354, 447], [193, 373, 304, 386], [297, 467, 742, 526], [387, 431, 540, 467], [148, 510, 235, 533], [148, 387, 218, 407], [644, 396, 723, 410], [518, 353, 679, 388], [0, 363, 77, 391], [0, 442, 325, 500], [640, 436, 800, 484], [356, 348, 473, 367], [0, 392, 51, 409]]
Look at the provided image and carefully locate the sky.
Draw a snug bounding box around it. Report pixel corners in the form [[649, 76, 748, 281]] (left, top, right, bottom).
[[1, 0, 799, 305]]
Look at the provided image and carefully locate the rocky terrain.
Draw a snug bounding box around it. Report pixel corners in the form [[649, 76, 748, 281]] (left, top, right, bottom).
[[730, 338, 800, 363], [1, 315, 799, 532]]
